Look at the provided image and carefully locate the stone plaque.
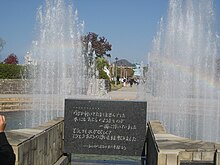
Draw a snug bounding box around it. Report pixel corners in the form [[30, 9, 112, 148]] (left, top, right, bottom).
[[64, 99, 147, 156]]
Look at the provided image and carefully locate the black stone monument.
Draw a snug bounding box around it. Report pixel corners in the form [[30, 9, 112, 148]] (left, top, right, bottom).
[[64, 99, 147, 156]]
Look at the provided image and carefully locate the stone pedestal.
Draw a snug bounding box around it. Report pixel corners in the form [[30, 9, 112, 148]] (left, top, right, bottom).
[[147, 120, 220, 165], [6, 118, 67, 165]]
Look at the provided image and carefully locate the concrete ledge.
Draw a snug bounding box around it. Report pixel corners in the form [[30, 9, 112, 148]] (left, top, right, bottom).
[[6, 117, 65, 165], [147, 120, 220, 165], [5, 118, 220, 165], [53, 155, 69, 165]]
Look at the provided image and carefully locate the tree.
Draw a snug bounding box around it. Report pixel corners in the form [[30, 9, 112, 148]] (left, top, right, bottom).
[[4, 53, 19, 64], [82, 32, 112, 58], [96, 57, 110, 80]]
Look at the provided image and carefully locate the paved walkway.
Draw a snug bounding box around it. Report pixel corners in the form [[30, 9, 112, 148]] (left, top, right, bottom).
[[108, 85, 138, 100], [0, 85, 138, 100]]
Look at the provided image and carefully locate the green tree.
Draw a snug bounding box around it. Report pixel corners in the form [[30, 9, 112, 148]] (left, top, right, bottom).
[[82, 32, 112, 58], [96, 57, 110, 80]]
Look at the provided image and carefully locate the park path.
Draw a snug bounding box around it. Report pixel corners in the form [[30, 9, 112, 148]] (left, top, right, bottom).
[[108, 85, 138, 100], [0, 85, 138, 112], [0, 85, 138, 100]]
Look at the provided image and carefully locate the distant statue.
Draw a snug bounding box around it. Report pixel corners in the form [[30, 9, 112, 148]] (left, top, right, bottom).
[[24, 52, 37, 65], [88, 41, 92, 54], [24, 52, 32, 65], [103, 66, 110, 78]]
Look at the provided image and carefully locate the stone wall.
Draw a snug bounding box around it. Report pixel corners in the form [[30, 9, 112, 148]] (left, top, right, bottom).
[[146, 120, 220, 165], [0, 79, 110, 94], [0, 79, 32, 94], [6, 117, 68, 165]]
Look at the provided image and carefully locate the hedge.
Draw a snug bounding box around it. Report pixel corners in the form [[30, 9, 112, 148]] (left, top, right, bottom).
[[0, 64, 24, 79]]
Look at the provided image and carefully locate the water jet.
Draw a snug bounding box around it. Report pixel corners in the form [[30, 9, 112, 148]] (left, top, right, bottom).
[[23, 0, 104, 128], [141, 0, 220, 142]]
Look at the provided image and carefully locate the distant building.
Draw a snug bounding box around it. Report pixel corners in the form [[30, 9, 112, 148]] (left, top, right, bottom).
[[112, 59, 135, 68], [111, 59, 142, 79], [133, 63, 141, 77]]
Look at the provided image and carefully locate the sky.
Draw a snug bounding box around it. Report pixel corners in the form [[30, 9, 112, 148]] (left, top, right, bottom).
[[0, 0, 220, 65]]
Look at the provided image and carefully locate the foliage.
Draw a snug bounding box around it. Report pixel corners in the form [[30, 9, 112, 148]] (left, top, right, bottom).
[[0, 64, 24, 79], [82, 32, 112, 58], [96, 57, 110, 80], [4, 53, 19, 64], [96, 57, 109, 71], [99, 70, 109, 80]]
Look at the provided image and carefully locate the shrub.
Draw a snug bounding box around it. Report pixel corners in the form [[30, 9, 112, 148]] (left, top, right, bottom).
[[0, 64, 24, 79]]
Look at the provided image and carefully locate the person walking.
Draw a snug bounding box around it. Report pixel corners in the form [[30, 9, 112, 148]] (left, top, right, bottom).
[[0, 115, 16, 165]]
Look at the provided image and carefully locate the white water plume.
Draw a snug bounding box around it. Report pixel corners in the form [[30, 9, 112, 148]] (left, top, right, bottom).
[[141, 0, 220, 142]]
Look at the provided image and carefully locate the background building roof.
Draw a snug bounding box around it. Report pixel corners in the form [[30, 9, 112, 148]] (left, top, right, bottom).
[[113, 59, 135, 67]]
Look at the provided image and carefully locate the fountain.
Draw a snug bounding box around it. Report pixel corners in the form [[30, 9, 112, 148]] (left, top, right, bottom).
[[141, 0, 220, 142], [2, 0, 109, 130], [24, 0, 89, 127]]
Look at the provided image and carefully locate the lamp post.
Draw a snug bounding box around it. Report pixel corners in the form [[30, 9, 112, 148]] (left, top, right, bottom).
[[115, 57, 118, 86]]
